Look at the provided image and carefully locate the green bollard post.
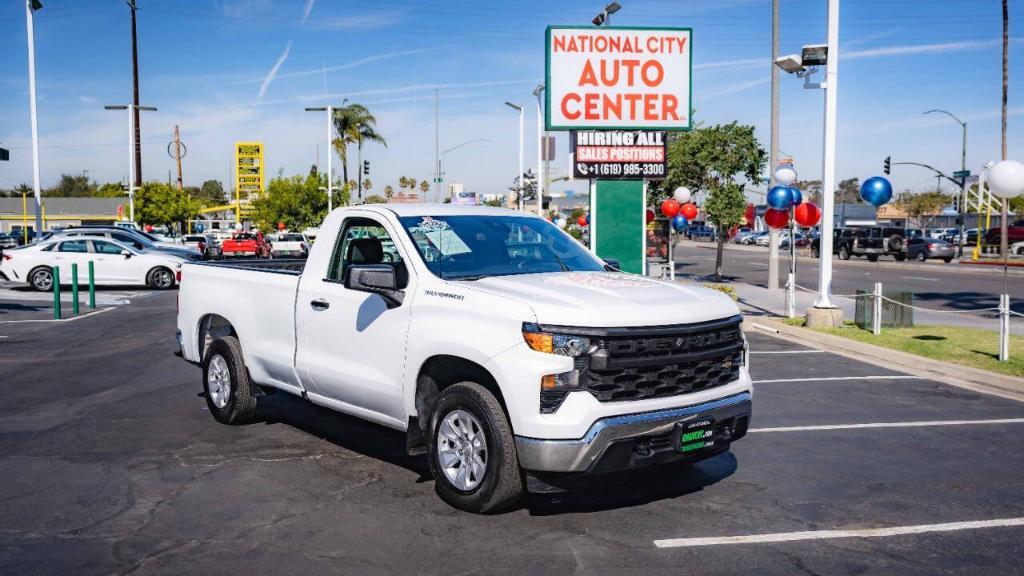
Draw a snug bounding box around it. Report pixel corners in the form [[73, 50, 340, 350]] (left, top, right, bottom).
[[52, 266, 61, 320], [71, 263, 80, 316], [88, 261, 96, 309]]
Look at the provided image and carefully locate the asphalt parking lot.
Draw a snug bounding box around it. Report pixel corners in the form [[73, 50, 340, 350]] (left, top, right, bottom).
[[2, 292, 1023, 575]]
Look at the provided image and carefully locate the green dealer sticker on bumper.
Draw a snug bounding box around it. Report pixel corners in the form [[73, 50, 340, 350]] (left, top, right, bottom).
[[679, 419, 715, 453]]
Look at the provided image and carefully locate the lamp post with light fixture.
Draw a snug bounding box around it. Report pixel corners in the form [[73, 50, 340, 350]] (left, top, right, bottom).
[[504, 102, 524, 210], [25, 0, 43, 236], [533, 84, 545, 216], [592, 1, 621, 26]]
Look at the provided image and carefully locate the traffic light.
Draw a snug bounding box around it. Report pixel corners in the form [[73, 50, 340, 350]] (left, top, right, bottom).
[[363, 160, 370, 176], [883, 156, 891, 175]]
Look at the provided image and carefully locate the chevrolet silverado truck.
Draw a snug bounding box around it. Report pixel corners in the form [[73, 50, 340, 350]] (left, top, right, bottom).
[[176, 204, 752, 513]]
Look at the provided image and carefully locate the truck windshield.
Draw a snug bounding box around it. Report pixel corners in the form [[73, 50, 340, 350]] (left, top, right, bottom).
[[398, 215, 605, 280]]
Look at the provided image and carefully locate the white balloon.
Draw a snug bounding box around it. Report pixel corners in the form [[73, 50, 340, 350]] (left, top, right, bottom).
[[673, 187, 691, 204], [234, 223, 243, 231], [773, 163, 798, 185], [988, 159, 1024, 199], [556, 218, 567, 229]]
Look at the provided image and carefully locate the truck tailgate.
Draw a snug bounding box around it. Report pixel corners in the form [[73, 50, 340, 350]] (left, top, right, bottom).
[[178, 261, 302, 393]]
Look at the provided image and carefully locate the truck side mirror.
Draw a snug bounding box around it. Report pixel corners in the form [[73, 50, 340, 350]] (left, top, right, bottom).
[[603, 258, 621, 271], [345, 264, 404, 308], [121, 250, 132, 258]]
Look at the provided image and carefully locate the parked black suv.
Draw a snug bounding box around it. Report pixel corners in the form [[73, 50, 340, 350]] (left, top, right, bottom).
[[812, 226, 917, 261]]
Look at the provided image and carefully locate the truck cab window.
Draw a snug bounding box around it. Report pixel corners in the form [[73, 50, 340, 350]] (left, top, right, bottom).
[[328, 218, 403, 284]]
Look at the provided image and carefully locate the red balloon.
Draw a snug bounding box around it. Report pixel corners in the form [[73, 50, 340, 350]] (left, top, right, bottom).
[[646, 209, 656, 224], [794, 202, 821, 227], [145, 224, 154, 233], [277, 221, 286, 230], [680, 203, 698, 220], [660, 199, 681, 218], [764, 208, 789, 229], [577, 215, 588, 227]]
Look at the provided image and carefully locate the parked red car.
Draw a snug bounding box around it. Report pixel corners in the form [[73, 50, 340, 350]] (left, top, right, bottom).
[[984, 220, 1024, 246], [221, 231, 271, 258]]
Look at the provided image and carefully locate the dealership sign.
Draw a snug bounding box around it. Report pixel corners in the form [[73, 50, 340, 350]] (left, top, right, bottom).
[[546, 26, 692, 131], [572, 130, 666, 179], [234, 142, 264, 198]]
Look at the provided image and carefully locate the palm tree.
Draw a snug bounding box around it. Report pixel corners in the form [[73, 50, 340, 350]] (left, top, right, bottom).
[[384, 184, 394, 200], [332, 104, 387, 197], [419, 180, 430, 196]]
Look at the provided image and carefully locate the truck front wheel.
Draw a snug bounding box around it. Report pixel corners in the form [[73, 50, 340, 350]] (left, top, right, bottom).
[[203, 336, 257, 425], [428, 382, 523, 514]]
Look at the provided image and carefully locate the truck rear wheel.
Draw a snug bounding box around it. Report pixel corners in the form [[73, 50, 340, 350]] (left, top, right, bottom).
[[427, 382, 523, 514], [203, 336, 257, 425], [839, 246, 850, 260]]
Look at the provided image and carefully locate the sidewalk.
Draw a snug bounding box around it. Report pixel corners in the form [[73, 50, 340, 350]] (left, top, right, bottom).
[[678, 274, 1023, 336]]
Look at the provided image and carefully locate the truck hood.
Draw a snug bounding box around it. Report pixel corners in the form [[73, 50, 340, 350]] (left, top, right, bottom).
[[462, 271, 740, 327]]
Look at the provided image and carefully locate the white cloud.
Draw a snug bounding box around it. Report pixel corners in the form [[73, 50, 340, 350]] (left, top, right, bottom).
[[256, 41, 292, 102]]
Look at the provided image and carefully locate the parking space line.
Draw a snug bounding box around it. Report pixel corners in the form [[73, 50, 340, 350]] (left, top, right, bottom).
[[748, 350, 823, 355], [901, 276, 940, 282], [753, 375, 919, 383], [749, 418, 1024, 433], [653, 517, 1024, 548]]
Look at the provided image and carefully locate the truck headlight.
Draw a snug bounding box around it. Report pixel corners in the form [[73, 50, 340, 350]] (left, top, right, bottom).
[[524, 323, 594, 413]]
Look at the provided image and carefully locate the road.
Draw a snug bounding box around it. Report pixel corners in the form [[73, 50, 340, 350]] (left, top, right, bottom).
[[675, 242, 1024, 314], [2, 293, 1023, 574]]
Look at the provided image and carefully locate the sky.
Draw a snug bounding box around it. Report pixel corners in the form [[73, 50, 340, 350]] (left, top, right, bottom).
[[0, 0, 1021, 203]]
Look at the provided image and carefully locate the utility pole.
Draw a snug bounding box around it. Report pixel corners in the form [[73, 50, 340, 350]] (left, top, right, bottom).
[[534, 84, 545, 216], [434, 89, 441, 203], [173, 125, 184, 191], [815, 0, 840, 310], [129, 0, 143, 187], [767, 0, 781, 290], [25, 0, 43, 237]]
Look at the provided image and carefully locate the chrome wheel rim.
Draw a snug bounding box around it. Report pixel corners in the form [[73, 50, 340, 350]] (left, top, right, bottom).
[[154, 269, 173, 288], [436, 409, 487, 491], [33, 270, 52, 291], [207, 354, 231, 409]]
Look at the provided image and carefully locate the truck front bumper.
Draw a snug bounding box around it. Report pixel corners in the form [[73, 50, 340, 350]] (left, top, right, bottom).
[[514, 392, 751, 473]]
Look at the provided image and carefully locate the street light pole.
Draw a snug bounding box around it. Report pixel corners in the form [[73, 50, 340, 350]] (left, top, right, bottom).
[[815, 0, 840, 309], [25, 0, 43, 237], [768, 0, 781, 290], [306, 106, 336, 212], [924, 109, 967, 256], [505, 102, 524, 210], [441, 139, 492, 202], [534, 85, 545, 217], [106, 104, 155, 222]]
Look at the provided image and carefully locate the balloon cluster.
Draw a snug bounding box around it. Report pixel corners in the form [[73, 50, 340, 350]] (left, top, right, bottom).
[[765, 163, 822, 229], [661, 187, 697, 232]]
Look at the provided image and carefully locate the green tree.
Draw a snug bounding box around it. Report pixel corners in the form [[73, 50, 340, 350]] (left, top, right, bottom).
[[894, 190, 953, 231], [95, 182, 127, 198], [419, 180, 430, 196], [384, 184, 394, 200], [43, 173, 96, 197], [665, 122, 766, 281], [250, 172, 351, 232], [364, 194, 386, 204], [362, 178, 372, 193], [134, 182, 197, 228], [836, 177, 863, 204], [483, 197, 504, 207], [197, 179, 227, 205], [794, 179, 823, 205], [331, 103, 387, 192]]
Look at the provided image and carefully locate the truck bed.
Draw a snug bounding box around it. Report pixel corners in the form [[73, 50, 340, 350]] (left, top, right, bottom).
[[192, 258, 307, 275]]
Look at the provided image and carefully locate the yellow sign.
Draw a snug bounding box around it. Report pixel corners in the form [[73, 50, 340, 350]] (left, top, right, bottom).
[[235, 142, 264, 200]]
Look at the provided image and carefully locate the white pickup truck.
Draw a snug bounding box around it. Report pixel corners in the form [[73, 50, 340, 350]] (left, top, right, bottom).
[[176, 204, 752, 513]]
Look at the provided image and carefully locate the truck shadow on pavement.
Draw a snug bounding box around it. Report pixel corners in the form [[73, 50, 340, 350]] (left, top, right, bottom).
[[245, 390, 737, 515]]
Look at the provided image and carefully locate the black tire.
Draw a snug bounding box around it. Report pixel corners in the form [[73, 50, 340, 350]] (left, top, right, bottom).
[[943, 257, 953, 263], [867, 254, 879, 262], [812, 245, 820, 259], [427, 382, 523, 514], [916, 251, 927, 262], [839, 246, 850, 260], [202, 336, 257, 425], [888, 235, 905, 252], [29, 266, 54, 292], [894, 253, 907, 262], [147, 266, 175, 290]]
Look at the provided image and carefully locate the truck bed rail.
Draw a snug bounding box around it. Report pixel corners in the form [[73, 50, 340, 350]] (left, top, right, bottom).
[[190, 258, 306, 275]]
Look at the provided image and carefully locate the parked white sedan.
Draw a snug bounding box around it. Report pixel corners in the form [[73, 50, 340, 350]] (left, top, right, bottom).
[[0, 237, 185, 291]]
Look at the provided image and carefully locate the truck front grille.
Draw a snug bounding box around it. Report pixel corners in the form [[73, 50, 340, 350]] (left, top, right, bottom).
[[582, 315, 744, 403]]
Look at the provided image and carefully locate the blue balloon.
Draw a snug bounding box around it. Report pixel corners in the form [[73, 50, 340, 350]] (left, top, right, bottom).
[[788, 187, 803, 206], [860, 176, 893, 207], [766, 185, 794, 210], [671, 215, 689, 232], [585, 213, 590, 225], [195, 223, 204, 233]]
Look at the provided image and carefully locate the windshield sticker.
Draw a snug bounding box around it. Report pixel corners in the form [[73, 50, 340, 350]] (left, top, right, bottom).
[[418, 217, 449, 231], [544, 272, 655, 288], [422, 228, 471, 257]]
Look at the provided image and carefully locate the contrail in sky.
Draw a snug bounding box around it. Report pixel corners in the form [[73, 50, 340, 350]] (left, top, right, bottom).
[[257, 41, 292, 102], [302, 0, 315, 21]]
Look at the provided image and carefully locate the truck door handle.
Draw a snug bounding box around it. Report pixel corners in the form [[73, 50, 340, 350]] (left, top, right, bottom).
[[310, 299, 330, 311]]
